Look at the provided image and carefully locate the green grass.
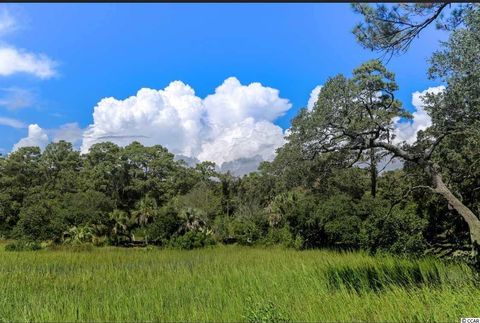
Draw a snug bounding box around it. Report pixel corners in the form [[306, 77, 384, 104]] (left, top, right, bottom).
[[0, 243, 479, 322]]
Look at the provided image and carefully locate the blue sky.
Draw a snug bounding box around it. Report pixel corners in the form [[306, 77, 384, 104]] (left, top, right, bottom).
[[0, 3, 448, 169]]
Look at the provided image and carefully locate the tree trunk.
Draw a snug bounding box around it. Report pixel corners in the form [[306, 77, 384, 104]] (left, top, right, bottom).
[[370, 147, 377, 198], [431, 166, 480, 257]]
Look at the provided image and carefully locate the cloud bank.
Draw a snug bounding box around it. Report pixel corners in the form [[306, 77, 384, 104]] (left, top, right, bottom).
[[81, 77, 291, 168]]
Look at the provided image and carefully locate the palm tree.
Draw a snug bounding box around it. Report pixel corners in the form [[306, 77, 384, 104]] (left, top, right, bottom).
[[178, 207, 208, 234], [131, 196, 157, 227], [63, 225, 94, 244], [108, 210, 134, 245]]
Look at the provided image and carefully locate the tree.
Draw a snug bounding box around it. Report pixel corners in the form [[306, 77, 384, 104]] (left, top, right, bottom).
[[131, 196, 158, 227], [107, 209, 134, 245], [59, 190, 114, 227], [40, 141, 81, 193], [352, 3, 477, 58], [62, 225, 95, 245], [288, 60, 408, 197], [288, 56, 480, 257], [174, 181, 222, 222], [80, 142, 127, 208], [0, 147, 43, 230], [15, 195, 65, 242]]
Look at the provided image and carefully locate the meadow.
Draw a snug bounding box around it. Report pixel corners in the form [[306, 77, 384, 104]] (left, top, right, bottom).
[[0, 244, 479, 322]]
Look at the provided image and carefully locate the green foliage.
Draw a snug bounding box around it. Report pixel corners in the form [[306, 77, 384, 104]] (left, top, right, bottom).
[[15, 198, 65, 242], [62, 225, 95, 245], [360, 203, 428, 256], [352, 3, 474, 56], [259, 226, 303, 250], [107, 209, 134, 245], [59, 190, 114, 226], [146, 204, 181, 245], [174, 181, 222, 222], [4, 239, 42, 251], [267, 189, 321, 248], [168, 231, 216, 250], [214, 205, 267, 246], [316, 194, 363, 249]]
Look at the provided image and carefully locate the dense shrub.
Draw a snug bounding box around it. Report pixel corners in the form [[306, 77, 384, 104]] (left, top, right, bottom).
[[360, 203, 427, 256], [0, 138, 473, 261], [5, 240, 42, 251], [14, 200, 65, 242], [267, 189, 323, 248], [214, 214, 263, 245], [146, 205, 182, 245], [317, 194, 363, 249], [214, 203, 268, 245], [168, 231, 216, 250], [174, 181, 223, 222], [259, 225, 303, 249]]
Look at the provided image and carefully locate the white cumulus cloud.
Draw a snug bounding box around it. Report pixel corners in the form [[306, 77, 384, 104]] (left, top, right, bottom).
[[0, 8, 57, 79], [12, 122, 85, 152], [203, 77, 290, 126], [0, 47, 57, 79], [12, 124, 49, 151], [394, 86, 445, 144], [52, 122, 84, 148], [81, 77, 291, 170], [197, 118, 285, 165]]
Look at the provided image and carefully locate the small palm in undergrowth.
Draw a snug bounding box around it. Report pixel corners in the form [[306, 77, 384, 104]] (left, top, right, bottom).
[[108, 209, 135, 245], [131, 196, 158, 244], [177, 207, 208, 234], [62, 225, 95, 245]]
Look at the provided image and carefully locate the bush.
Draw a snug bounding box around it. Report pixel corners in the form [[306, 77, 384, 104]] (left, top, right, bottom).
[[213, 202, 268, 245], [146, 205, 181, 245], [259, 226, 303, 249], [169, 231, 216, 250], [5, 240, 42, 252], [14, 201, 65, 242], [315, 194, 364, 249], [174, 181, 223, 221], [267, 189, 323, 248], [360, 203, 427, 256], [214, 208, 267, 246]]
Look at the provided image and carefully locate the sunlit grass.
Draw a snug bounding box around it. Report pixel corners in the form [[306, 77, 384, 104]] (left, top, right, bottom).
[[0, 243, 478, 322]]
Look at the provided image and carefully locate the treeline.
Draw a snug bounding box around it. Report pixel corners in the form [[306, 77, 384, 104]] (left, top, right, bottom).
[[0, 138, 472, 258]]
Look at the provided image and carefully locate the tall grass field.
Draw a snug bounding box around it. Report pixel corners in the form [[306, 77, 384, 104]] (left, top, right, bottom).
[[0, 244, 479, 322]]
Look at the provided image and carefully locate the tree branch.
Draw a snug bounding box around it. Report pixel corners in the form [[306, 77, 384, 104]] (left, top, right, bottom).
[[371, 140, 417, 162]]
